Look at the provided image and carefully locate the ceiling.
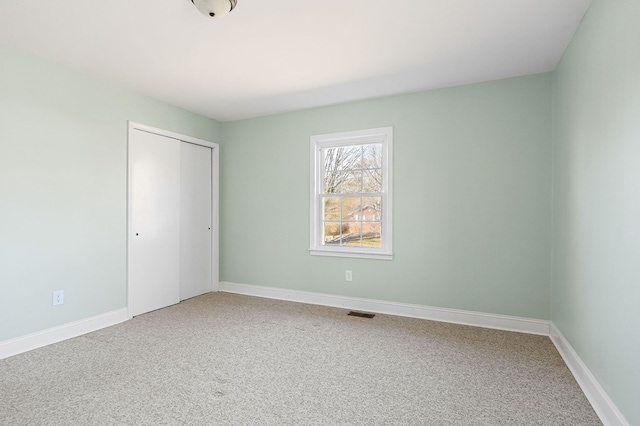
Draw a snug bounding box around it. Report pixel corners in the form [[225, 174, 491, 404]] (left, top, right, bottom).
[[0, 0, 591, 122]]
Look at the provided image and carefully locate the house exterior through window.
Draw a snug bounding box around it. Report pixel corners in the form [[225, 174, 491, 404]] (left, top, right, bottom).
[[309, 127, 393, 260]]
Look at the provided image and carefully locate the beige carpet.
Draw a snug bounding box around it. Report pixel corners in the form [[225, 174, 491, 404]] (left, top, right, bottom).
[[0, 292, 601, 425]]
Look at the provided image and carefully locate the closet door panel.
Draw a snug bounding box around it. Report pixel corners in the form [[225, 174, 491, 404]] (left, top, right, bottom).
[[180, 142, 212, 300], [129, 130, 181, 316]]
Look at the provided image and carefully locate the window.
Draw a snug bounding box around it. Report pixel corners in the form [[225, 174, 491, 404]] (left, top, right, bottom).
[[309, 127, 393, 260]]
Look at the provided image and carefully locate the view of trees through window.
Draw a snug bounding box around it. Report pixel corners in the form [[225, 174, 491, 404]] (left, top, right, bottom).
[[322, 143, 383, 247]]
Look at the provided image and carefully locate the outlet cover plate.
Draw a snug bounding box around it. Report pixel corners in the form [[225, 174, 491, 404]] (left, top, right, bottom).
[[53, 290, 64, 306]]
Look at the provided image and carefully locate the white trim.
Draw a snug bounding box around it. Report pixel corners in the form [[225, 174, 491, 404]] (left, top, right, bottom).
[[550, 323, 629, 426], [127, 121, 220, 313], [309, 126, 393, 260], [308, 248, 392, 261], [128, 121, 218, 149], [210, 142, 220, 292], [219, 282, 550, 335], [0, 308, 129, 360]]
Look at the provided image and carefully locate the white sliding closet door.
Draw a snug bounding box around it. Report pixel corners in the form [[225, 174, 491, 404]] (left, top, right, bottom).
[[129, 130, 181, 317], [180, 142, 212, 300]]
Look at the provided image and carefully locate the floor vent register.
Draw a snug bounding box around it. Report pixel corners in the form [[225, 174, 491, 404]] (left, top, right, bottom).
[[347, 311, 376, 319]]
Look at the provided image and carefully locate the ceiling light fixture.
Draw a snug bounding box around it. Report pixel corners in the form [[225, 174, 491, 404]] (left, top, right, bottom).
[[191, 0, 238, 18]]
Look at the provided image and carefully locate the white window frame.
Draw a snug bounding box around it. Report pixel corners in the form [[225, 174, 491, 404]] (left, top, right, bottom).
[[309, 126, 393, 260]]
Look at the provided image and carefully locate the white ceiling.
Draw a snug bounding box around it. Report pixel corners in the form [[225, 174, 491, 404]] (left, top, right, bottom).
[[0, 0, 591, 122]]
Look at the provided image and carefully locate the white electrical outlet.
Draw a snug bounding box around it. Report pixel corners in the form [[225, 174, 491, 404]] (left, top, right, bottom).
[[52, 290, 64, 306], [345, 270, 353, 282]]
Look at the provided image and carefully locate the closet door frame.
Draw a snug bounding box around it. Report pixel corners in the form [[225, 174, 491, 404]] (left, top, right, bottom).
[[126, 121, 219, 319]]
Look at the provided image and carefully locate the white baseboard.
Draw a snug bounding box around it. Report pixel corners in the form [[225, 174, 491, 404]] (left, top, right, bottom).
[[0, 308, 130, 360], [219, 282, 550, 335], [550, 323, 629, 426]]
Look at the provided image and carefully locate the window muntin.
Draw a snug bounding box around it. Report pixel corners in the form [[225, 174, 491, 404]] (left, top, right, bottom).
[[310, 127, 392, 260]]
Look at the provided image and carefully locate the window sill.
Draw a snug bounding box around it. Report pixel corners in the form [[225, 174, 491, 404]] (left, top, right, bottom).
[[309, 248, 393, 261]]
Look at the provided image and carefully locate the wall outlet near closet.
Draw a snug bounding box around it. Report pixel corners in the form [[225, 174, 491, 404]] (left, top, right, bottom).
[[52, 290, 64, 306], [345, 270, 353, 282]]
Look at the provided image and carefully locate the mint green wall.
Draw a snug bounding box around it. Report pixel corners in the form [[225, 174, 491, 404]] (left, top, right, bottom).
[[220, 74, 553, 320], [551, 0, 640, 423], [0, 45, 220, 341]]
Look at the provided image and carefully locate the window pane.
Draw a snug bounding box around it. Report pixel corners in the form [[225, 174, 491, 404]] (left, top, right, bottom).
[[323, 197, 341, 221], [324, 172, 341, 194], [362, 222, 382, 247], [340, 145, 363, 170], [341, 196, 361, 220], [324, 145, 362, 173], [361, 197, 382, 221], [342, 222, 362, 247], [362, 168, 382, 193], [323, 148, 340, 172], [323, 222, 343, 244], [324, 171, 362, 194], [363, 144, 382, 168], [342, 171, 362, 193]]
